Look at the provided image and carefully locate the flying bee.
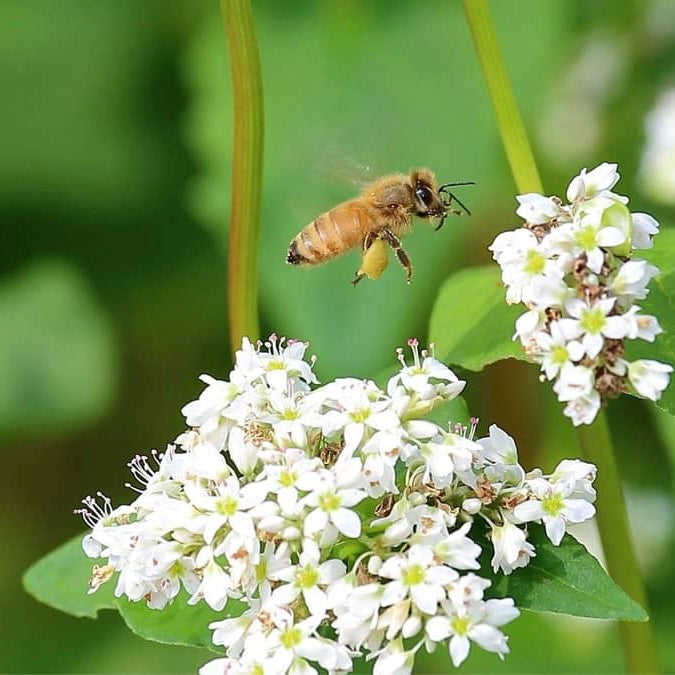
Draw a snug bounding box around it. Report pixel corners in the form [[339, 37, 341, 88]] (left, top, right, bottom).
[[286, 168, 473, 284]]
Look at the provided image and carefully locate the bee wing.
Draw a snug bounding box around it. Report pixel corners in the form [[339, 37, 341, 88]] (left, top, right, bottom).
[[315, 145, 380, 190]]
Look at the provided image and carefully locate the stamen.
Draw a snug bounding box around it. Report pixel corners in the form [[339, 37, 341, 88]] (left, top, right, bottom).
[[74, 492, 113, 529]]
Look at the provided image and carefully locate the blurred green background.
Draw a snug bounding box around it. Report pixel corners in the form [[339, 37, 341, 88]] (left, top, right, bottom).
[[4, 0, 675, 671]]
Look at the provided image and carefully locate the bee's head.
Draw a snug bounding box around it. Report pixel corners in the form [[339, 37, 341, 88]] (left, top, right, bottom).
[[410, 168, 444, 218], [410, 168, 475, 231]]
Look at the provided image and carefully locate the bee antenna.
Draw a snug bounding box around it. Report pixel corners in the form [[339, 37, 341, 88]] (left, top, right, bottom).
[[438, 181, 476, 190], [443, 191, 472, 216]]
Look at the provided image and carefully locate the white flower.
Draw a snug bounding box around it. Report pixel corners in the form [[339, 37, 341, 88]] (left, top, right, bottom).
[[301, 472, 367, 539], [550, 459, 597, 501], [628, 360, 673, 401], [514, 193, 561, 224], [490, 521, 535, 574], [372, 638, 415, 675], [535, 321, 585, 380], [631, 212, 660, 249], [553, 364, 595, 402], [270, 551, 346, 617], [566, 163, 625, 203], [514, 477, 596, 545], [559, 298, 632, 359], [379, 545, 458, 616], [610, 260, 660, 302], [426, 597, 519, 667], [563, 390, 602, 426]]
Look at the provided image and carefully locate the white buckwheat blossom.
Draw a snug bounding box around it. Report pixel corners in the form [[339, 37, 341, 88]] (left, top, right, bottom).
[[77, 336, 598, 674], [490, 163, 672, 425]]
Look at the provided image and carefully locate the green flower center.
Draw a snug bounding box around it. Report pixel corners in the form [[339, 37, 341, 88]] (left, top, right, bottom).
[[542, 491, 565, 516], [451, 615, 470, 636], [318, 492, 341, 512], [524, 249, 546, 274], [575, 225, 598, 251], [350, 408, 371, 423], [295, 565, 319, 589], [580, 307, 606, 335], [282, 409, 299, 420], [267, 360, 286, 370], [280, 626, 303, 649], [216, 495, 238, 516], [279, 469, 297, 488], [551, 345, 569, 365], [401, 563, 426, 586]]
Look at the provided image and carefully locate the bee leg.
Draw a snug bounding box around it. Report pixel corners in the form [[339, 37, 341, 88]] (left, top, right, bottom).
[[380, 228, 413, 284], [351, 231, 379, 285], [362, 230, 378, 252]]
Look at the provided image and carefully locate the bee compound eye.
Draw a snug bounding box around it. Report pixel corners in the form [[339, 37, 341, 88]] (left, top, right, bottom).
[[415, 185, 433, 208]]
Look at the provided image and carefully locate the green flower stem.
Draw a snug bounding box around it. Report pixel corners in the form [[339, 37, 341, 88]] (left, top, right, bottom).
[[221, 0, 263, 354], [462, 1, 659, 671], [461, 0, 542, 195], [577, 413, 660, 674]]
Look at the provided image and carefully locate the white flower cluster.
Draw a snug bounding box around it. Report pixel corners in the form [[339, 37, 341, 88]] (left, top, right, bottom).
[[639, 86, 675, 205], [77, 336, 597, 674], [490, 162, 672, 426]]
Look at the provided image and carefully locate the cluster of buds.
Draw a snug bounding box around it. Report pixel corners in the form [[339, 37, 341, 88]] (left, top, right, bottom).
[[77, 336, 597, 674], [490, 163, 672, 426]]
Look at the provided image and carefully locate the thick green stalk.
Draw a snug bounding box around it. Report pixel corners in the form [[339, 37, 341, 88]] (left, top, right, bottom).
[[221, 0, 263, 354], [461, 0, 542, 195], [462, 1, 659, 671], [577, 413, 659, 674]]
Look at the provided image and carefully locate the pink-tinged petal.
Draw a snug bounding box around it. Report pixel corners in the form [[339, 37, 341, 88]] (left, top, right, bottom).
[[544, 515, 566, 545], [563, 499, 596, 523], [449, 634, 471, 667], [304, 508, 328, 535], [331, 508, 361, 538]]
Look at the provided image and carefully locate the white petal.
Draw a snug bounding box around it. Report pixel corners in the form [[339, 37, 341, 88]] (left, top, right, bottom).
[[449, 634, 471, 667], [544, 515, 566, 545], [331, 508, 361, 538]]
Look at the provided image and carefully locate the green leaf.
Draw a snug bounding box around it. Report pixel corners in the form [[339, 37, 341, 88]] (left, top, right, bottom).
[[118, 595, 235, 653], [0, 260, 116, 441], [429, 265, 525, 371], [23, 534, 115, 619], [624, 228, 675, 415], [484, 524, 648, 621], [23, 533, 240, 652]]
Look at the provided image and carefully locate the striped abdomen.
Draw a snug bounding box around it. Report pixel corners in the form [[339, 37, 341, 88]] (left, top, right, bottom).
[[286, 199, 377, 266]]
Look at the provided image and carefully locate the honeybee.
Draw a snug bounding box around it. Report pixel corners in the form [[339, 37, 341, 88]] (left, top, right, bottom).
[[286, 168, 473, 285]]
